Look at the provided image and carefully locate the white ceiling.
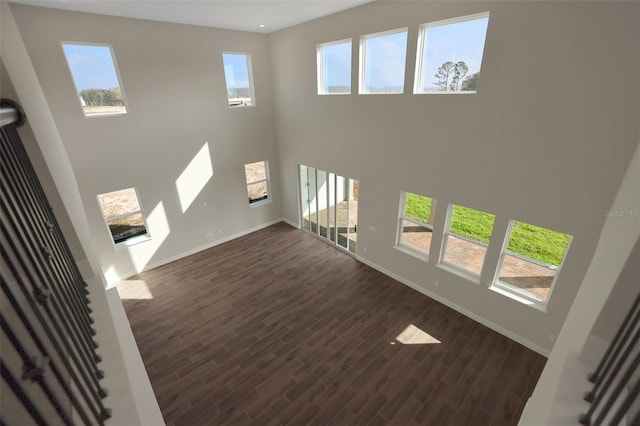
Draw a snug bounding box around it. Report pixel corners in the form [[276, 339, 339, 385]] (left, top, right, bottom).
[[9, 0, 376, 33]]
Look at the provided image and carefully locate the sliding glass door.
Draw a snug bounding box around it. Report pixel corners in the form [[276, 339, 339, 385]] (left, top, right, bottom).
[[299, 165, 358, 254]]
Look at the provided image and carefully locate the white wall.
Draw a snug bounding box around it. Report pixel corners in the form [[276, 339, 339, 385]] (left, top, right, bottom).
[[10, 4, 282, 283], [269, 1, 640, 353], [1, 62, 90, 276], [7, 0, 639, 355], [520, 139, 640, 425], [2, 4, 163, 423], [1, 1, 102, 279]]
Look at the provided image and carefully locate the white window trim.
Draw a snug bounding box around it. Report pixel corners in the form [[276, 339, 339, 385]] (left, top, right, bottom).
[[438, 233, 489, 283], [246, 160, 271, 207], [359, 27, 408, 95], [395, 192, 435, 261], [112, 233, 152, 250], [490, 220, 573, 310], [61, 41, 129, 117], [413, 11, 490, 95], [438, 203, 492, 280], [445, 231, 489, 248], [97, 188, 151, 249], [503, 249, 560, 271], [317, 39, 352, 96], [488, 286, 547, 313], [222, 51, 256, 108]]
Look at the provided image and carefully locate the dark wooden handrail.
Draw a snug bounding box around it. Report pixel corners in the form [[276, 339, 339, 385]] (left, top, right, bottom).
[[579, 291, 640, 425], [0, 99, 111, 424]]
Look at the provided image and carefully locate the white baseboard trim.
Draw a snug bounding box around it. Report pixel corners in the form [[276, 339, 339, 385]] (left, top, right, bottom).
[[356, 255, 550, 357], [109, 218, 288, 285], [281, 217, 299, 229]]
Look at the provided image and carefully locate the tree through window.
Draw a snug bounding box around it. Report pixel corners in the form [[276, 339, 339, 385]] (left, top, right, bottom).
[[415, 12, 490, 93], [62, 43, 128, 116]]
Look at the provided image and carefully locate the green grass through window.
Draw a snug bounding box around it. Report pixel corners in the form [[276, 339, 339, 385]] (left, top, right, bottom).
[[404, 193, 432, 223], [450, 205, 495, 244], [403, 193, 571, 266], [507, 221, 570, 267]]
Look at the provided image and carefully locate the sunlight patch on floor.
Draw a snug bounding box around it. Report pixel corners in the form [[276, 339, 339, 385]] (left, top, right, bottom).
[[116, 280, 154, 300], [395, 323, 441, 345]]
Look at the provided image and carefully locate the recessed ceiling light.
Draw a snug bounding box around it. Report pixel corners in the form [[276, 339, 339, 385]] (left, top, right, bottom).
[[259, 24, 265, 28]]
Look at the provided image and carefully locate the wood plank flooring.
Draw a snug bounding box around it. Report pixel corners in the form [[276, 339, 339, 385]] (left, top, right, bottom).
[[117, 222, 546, 425]]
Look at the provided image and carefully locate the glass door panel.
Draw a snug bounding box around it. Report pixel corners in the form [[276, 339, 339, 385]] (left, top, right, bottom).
[[348, 179, 359, 254], [300, 165, 317, 232], [317, 170, 329, 239], [308, 167, 318, 234], [299, 165, 310, 231], [336, 175, 348, 250], [328, 172, 336, 243]]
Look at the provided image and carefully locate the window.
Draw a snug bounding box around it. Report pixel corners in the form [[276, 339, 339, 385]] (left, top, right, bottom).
[[222, 53, 255, 107], [317, 39, 352, 94], [62, 43, 128, 116], [359, 28, 408, 94], [414, 12, 489, 93], [97, 188, 149, 246], [397, 192, 437, 258], [245, 161, 270, 205], [441, 204, 495, 278], [493, 221, 572, 305]]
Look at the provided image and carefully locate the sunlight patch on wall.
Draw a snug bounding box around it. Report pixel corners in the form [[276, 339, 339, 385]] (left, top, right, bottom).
[[104, 265, 121, 286], [176, 142, 213, 212], [115, 280, 154, 300], [395, 324, 441, 345], [129, 201, 170, 273]]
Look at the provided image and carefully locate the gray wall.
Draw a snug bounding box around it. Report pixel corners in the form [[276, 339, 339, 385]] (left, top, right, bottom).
[[592, 238, 640, 342], [9, 1, 639, 354], [269, 1, 639, 352], [10, 4, 282, 282]]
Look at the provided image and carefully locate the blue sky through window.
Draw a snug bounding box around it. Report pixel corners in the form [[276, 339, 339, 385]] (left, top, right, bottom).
[[321, 41, 351, 93], [362, 30, 408, 93], [62, 44, 122, 91], [222, 53, 251, 91], [419, 15, 489, 91]]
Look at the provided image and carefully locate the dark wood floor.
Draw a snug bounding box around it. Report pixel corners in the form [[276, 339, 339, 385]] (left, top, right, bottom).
[[117, 222, 546, 425]]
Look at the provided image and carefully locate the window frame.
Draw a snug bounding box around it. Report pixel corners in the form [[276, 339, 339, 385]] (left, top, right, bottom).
[[439, 203, 495, 282], [61, 41, 129, 117], [222, 51, 256, 108], [413, 11, 490, 95], [317, 38, 352, 95], [395, 191, 436, 260], [245, 160, 271, 207], [359, 27, 409, 95], [491, 220, 573, 308], [97, 187, 150, 248]]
